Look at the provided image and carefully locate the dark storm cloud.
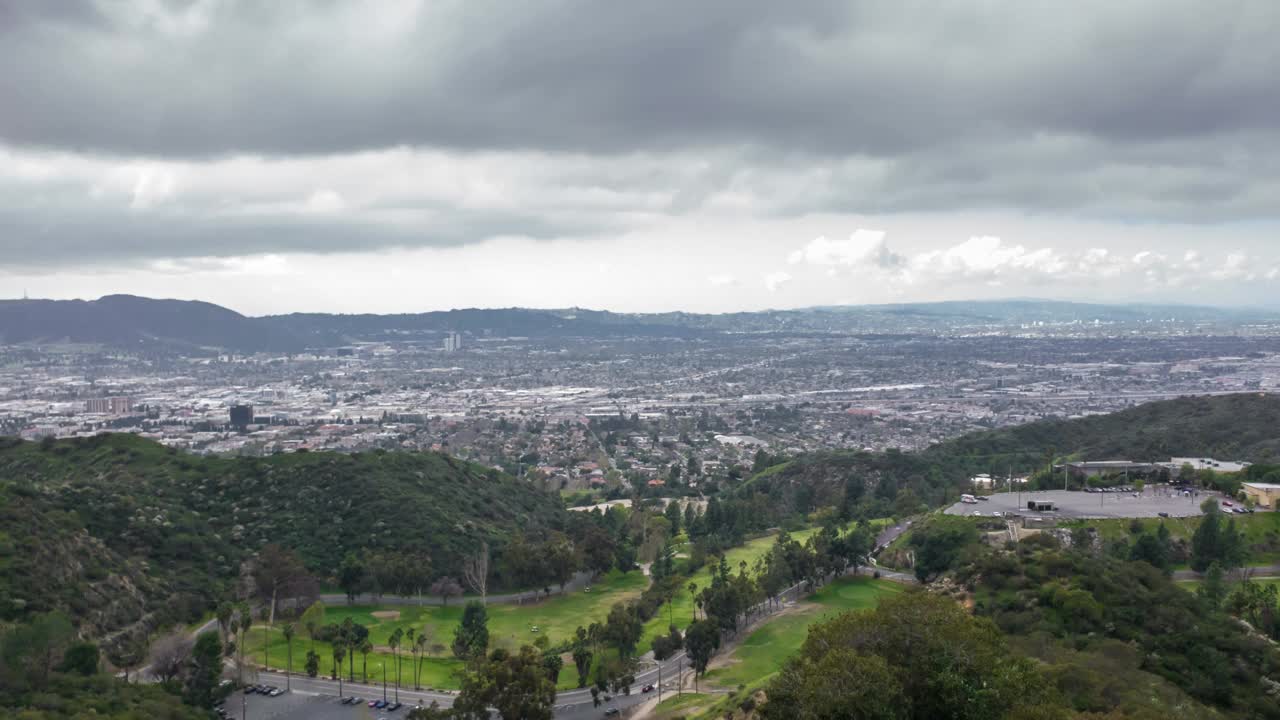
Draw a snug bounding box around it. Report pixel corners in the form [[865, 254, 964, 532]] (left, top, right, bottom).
[[3, 0, 1277, 158]]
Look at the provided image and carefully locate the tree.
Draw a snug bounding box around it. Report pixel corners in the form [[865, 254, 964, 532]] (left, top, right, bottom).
[[305, 649, 320, 678], [453, 646, 557, 720], [216, 601, 234, 647], [572, 628, 593, 688], [908, 516, 979, 582], [684, 620, 720, 691], [453, 601, 490, 660], [148, 631, 195, 686], [332, 641, 347, 696], [252, 544, 315, 627], [664, 500, 683, 536], [603, 603, 643, 658], [1199, 562, 1228, 609], [184, 631, 224, 708], [58, 642, 100, 676], [545, 533, 580, 592], [299, 601, 326, 652], [763, 592, 1049, 720], [281, 623, 296, 692], [338, 553, 367, 604], [463, 542, 490, 605], [430, 576, 464, 606], [390, 627, 404, 702], [360, 639, 373, 683]]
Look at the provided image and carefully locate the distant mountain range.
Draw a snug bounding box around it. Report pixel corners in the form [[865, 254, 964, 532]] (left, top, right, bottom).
[[1, 294, 1277, 353]]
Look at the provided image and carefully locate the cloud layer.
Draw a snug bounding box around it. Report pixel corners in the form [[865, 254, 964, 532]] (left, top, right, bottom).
[[1, 1, 1279, 311]]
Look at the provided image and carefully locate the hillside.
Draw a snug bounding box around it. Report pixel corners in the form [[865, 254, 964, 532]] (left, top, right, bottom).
[[4, 295, 1276, 353], [0, 294, 304, 353], [0, 434, 570, 659], [926, 392, 1280, 467], [725, 394, 1280, 527]]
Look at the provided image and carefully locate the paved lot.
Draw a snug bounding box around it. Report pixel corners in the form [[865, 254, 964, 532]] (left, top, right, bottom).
[[943, 487, 1236, 520]]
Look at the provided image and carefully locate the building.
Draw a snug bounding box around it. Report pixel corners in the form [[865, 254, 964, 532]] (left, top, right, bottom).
[[443, 332, 463, 352], [1243, 483, 1280, 509], [1165, 457, 1253, 476], [229, 404, 254, 428], [84, 396, 133, 414], [1059, 461, 1155, 479]]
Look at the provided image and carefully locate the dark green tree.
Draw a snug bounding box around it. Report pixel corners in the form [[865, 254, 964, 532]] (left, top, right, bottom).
[[452, 601, 490, 660]]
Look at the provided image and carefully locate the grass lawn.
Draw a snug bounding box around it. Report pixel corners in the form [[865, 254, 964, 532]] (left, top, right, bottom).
[[640, 520, 890, 651], [702, 577, 904, 690], [251, 568, 646, 691]]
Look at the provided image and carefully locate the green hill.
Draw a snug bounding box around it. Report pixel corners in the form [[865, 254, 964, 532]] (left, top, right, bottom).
[[926, 392, 1280, 467], [0, 434, 569, 660], [723, 394, 1280, 527]]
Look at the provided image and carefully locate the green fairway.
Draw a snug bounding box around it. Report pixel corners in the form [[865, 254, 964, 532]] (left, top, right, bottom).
[[640, 520, 889, 650], [250, 568, 646, 690], [702, 577, 905, 689], [1178, 575, 1280, 591]]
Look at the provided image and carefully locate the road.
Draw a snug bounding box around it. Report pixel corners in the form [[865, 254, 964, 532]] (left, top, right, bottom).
[[1173, 564, 1280, 582], [319, 571, 594, 607]]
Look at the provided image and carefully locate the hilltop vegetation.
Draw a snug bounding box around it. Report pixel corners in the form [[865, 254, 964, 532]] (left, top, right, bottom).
[[929, 393, 1280, 468], [716, 394, 1280, 534], [0, 433, 571, 660]]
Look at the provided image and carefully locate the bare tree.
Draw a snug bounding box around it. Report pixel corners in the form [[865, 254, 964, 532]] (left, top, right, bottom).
[[429, 576, 463, 607], [462, 542, 490, 605], [148, 631, 194, 685]]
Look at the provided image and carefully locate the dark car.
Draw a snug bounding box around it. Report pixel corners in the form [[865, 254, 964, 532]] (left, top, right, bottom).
[[976, 496, 989, 502], [369, 700, 380, 708], [1158, 512, 1170, 518], [641, 684, 655, 693], [604, 710, 621, 717], [388, 702, 402, 711]]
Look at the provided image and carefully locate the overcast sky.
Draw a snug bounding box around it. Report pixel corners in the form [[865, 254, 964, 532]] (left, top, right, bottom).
[[3, 0, 1279, 315]]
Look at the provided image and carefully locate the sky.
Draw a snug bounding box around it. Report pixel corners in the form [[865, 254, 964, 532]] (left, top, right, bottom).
[[2, 0, 1279, 316]]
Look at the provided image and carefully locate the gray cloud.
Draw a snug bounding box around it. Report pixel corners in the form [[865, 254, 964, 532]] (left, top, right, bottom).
[[3, 0, 1277, 158], [1, 0, 1280, 274]]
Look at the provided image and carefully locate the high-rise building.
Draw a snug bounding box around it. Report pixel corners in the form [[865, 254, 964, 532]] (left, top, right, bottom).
[[229, 404, 254, 428], [443, 332, 462, 352], [84, 396, 133, 414]]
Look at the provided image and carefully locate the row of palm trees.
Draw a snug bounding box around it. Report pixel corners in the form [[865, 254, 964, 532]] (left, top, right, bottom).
[[259, 613, 437, 703]]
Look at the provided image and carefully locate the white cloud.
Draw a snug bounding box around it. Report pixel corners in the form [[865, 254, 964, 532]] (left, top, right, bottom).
[[786, 230, 904, 270], [763, 271, 792, 293], [707, 274, 738, 287]]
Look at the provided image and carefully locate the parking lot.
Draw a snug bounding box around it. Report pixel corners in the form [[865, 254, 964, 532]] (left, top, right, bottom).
[[943, 487, 1244, 520]]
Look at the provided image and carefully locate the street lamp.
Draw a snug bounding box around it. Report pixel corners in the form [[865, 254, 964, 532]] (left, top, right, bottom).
[[382, 662, 388, 702]]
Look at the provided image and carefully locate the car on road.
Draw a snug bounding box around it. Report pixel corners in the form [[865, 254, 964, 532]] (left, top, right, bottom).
[[976, 496, 989, 502], [1158, 512, 1170, 518], [641, 684, 655, 693], [603, 710, 621, 717]]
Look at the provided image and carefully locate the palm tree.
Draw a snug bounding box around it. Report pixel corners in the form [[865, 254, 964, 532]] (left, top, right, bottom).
[[282, 624, 295, 692], [360, 640, 373, 683], [688, 582, 698, 620], [405, 628, 418, 690], [389, 628, 404, 703], [341, 617, 356, 683], [414, 633, 428, 690], [333, 642, 346, 698]]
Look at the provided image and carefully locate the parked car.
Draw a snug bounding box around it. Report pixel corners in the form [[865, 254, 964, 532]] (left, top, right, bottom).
[[604, 710, 621, 717], [388, 702, 402, 711], [1223, 500, 1233, 507], [269, 688, 284, 697], [976, 496, 989, 502], [1158, 512, 1170, 518], [369, 700, 380, 708]]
